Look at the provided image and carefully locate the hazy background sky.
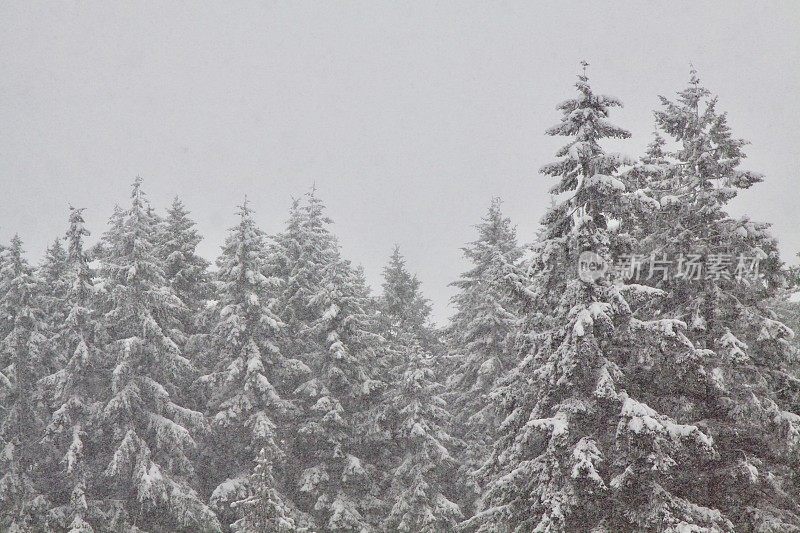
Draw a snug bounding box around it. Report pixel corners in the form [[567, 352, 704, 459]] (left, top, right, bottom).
[[1, 1, 798, 323]]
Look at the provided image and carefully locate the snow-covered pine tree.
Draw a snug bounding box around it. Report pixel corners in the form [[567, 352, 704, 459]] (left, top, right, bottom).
[[0, 235, 50, 531], [38, 237, 71, 377], [379, 246, 437, 352], [290, 194, 386, 530], [280, 189, 342, 344], [95, 177, 219, 531], [199, 200, 309, 529], [0, 240, 6, 407], [39, 238, 70, 327], [158, 197, 211, 338], [383, 339, 462, 532], [376, 247, 461, 520], [772, 259, 800, 353], [770, 283, 800, 417], [445, 198, 523, 506], [266, 196, 316, 361], [230, 447, 307, 533], [619, 129, 674, 239], [633, 69, 800, 529], [296, 253, 386, 531], [463, 65, 734, 532], [624, 130, 671, 193], [268, 198, 304, 293], [40, 207, 106, 532], [87, 204, 126, 335], [279, 189, 331, 331]]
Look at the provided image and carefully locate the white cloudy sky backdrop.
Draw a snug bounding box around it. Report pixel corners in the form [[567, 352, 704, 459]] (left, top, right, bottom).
[[2, 1, 798, 322]]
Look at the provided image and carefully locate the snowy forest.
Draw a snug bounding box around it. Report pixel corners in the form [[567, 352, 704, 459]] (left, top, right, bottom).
[[1, 68, 799, 533]]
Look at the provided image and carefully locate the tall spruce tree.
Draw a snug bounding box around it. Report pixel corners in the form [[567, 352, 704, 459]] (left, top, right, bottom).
[[269, 198, 304, 292], [0, 240, 8, 435], [200, 200, 309, 529], [631, 70, 800, 529], [288, 192, 386, 531], [378, 248, 462, 530], [379, 246, 437, 351], [445, 198, 523, 503], [39, 238, 70, 329], [0, 236, 50, 531], [39, 238, 71, 378], [281, 189, 334, 350], [230, 447, 307, 532], [95, 178, 219, 531], [40, 207, 106, 532], [296, 250, 386, 531], [158, 197, 211, 338], [383, 340, 462, 532], [267, 197, 314, 372], [463, 66, 734, 532]]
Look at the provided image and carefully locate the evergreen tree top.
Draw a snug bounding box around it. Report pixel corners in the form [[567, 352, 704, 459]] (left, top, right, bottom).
[[305, 187, 333, 229], [220, 197, 267, 264], [643, 130, 668, 163], [5, 235, 28, 268], [458, 198, 520, 271], [675, 66, 711, 109], [164, 197, 203, 243], [381, 245, 433, 339], [102, 179, 165, 287], [66, 207, 91, 264], [130, 175, 146, 206], [1, 235, 37, 303], [536, 65, 633, 254], [542, 65, 631, 198], [41, 237, 67, 278], [168, 195, 188, 217], [274, 197, 304, 247], [215, 198, 282, 346], [655, 68, 763, 204]]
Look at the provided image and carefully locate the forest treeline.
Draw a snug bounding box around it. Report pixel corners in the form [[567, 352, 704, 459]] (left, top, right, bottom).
[[1, 68, 799, 532]]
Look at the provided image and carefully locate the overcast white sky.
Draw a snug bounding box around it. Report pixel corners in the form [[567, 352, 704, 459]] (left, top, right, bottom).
[[1, 1, 798, 322]]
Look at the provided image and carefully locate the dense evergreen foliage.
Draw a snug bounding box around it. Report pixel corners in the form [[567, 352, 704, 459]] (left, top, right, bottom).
[[1, 67, 797, 532]]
